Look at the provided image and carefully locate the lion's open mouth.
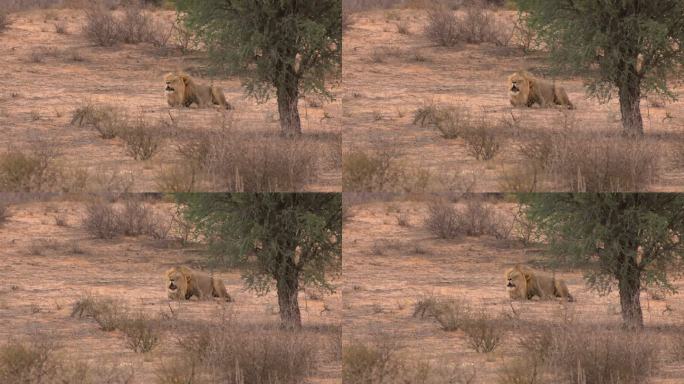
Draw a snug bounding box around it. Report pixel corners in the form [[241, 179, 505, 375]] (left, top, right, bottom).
[[168, 282, 177, 291], [507, 281, 515, 288], [510, 85, 519, 93], [165, 85, 174, 92]]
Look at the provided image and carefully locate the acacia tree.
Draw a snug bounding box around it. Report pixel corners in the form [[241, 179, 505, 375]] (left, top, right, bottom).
[[175, 0, 341, 136], [522, 193, 684, 329], [177, 193, 342, 329], [516, 0, 684, 136]]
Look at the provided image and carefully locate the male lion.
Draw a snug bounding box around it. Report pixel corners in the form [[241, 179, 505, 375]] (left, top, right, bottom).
[[508, 71, 574, 109], [164, 73, 232, 109], [505, 265, 574, 302], [165, 266, 232, 302]]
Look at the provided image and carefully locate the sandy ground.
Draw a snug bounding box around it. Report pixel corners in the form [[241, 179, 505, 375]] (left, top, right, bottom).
[[0, 197, 342, 383], [0, 8, 341, 192], [342, 197, 684, 383], [342, 9, 684, 192]]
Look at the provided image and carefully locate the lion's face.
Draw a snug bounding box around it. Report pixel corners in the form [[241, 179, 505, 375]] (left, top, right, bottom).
[[508, 73, 529, 97], [166, 268, 188, 300], [164, 73, 187, 105], [505, 267, 528, 298]]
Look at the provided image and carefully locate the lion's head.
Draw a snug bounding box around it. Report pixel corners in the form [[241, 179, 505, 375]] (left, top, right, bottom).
[[507, 72, 531, 106], [505, 265, 530, 299], [164, 73, 190, 107], [165, 267, 188, 300]]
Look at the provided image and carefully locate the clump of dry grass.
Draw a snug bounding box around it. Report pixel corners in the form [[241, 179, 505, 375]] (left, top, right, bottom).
[[120, 117, 164, 160], [0, 146, 58, 192], [343, 149, 403, 192], [71, 103, 127, 139], [343, 333, 476, 384], [120, 312, 161, 353], [158, 319, 324, 384], [0, 12, 11, 33], [414, 295, 472, 332], [425, 198, 500, 239], [82, 7, 119, 46], [425, 3, 510, 47], [82, 198, 167, 239], [71, 294, 128, 331], [462, 310, 504, 353], [83, 4, 158, 47]]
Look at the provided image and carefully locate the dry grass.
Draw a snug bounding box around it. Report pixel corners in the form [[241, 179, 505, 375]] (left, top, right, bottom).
[[120, 312, 161, 353], [343, 333, 477, 384], [343, 149, 403, 192], [424, 198, 500, 239], [120, 117, 165, 161], [71, 294, 128, 331], [414, 295, 472, 331], [71, 103, 127, 139], [546, 132, 659, 192], [157, 318, 324, 384], [462, 311, 504, 353], [166, 130, 324, 192], [0, 12, 11, 33], [425, 3, 510, 47], [81, 198, 167, 239], [0, 146, 58, 192], [82, 7, 119, 46]]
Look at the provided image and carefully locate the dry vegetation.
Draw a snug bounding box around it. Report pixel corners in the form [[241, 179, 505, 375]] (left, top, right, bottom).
[[0, 195, 341, 383], [342, 194, 684, 383], [342, 2, 684, 192], [1, 2, 340, 192]]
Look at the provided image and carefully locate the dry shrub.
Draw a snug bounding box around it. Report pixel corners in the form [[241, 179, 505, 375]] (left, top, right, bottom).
[[462, 311, 504, 353], [120, 117, 164, 160], [425, 198, 499, 239], [166, 320, 319, 384], [0, 147, 58, 192], [203, 132, 318, 191], [120, 312, 161, 353], [54, 20, 67, 34], [343, 334, 476, 384], [82, 201, 120, 239], [414, 296, 471, 332], [497, 356, 542, 384], [71, 294, 128, 331], [117, 5, 152, 44], [0, 202, 9, 225], [71, 103, 127, 139], [547, 132, 658, 192], [462, 119, 503, 160], [414, 102, 471, 139], [83, 7, 119, 46], [0, 12, 11, 32], [0, 335, 58, 383], [28, 46, 60, 63], [549, 327, 657, 384], [116, 198, 151, 236], [82, 198, 163, 239], [425, 3, 509, 47], [82, 5, 155, 47], [343, 149, 403, 192], [425, 6, 461, 47]]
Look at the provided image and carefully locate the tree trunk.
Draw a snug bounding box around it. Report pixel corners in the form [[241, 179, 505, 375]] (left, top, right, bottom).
[[618, 80, 643, 137], [618, 271, 643, 329], [277, 83, 302, 137], [276, 267, 301, 329]]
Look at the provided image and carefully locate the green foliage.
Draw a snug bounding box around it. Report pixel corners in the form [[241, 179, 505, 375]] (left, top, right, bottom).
[[521, 193, 684, 327], [174, 0, 341, 134], [516, 0, 684, 135], [177, 193, 342, 327]]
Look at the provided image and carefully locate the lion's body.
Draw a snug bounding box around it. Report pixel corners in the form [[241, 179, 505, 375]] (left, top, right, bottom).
[[165, 266, 232, 302], [505, 265, 574, 302], [164, 73, 232, 109], [508, 71, 574, 109]]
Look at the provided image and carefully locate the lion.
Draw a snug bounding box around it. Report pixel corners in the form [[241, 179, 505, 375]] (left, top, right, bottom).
[[505, 265, 574, 302], [508, 71, 574, 109], [165, 266, 232, 302], [164, 73, 232, 109]]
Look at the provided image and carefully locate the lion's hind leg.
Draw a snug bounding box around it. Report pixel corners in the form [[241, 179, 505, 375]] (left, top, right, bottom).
[[212, 278, 232, 302], [553, 86, 574, 109], [211, 86, 232, 110], [554, 279, 574, 302]]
